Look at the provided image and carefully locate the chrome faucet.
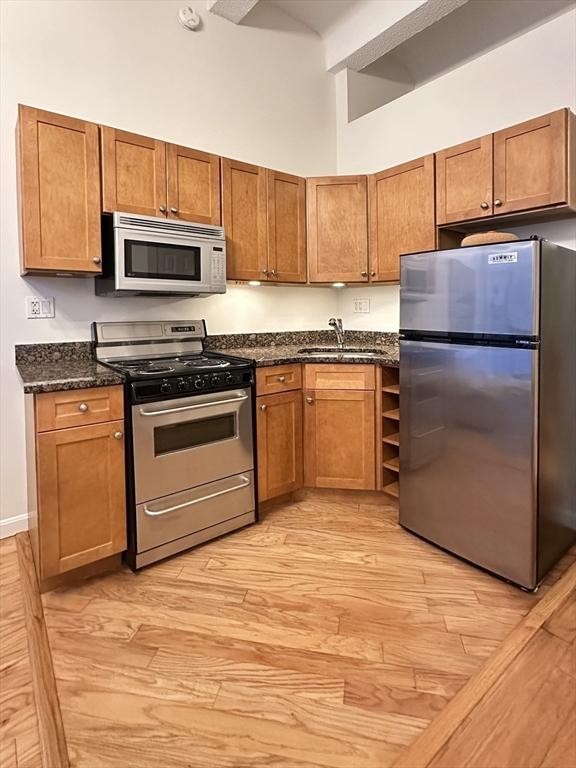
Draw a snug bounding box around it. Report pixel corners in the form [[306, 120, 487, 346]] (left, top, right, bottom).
[[328, 317, 345, 349]]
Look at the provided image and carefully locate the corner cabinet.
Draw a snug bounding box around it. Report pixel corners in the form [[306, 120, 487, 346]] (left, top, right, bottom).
[[28, 386, 126, 583], [307, 175, 369, 283], [101, 127, 221, 224], [18, 105, 102, 274], [369, 155, 436, 282], [223, 161, 306, 283], [303, 365, 375, 490]]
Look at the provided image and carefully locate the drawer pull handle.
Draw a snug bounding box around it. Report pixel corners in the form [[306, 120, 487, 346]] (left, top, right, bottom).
[[277, 376, 286, 382], [113, 431, 123, 440], [259, 404, 267, 411], [306, 397, 314, 404], [78, 403, 89, 412], [144, 476, 251, 517]]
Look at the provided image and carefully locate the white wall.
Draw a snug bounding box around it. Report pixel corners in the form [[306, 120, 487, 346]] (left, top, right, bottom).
[[0, 0, 337, 535], [335, 9, 576, 331]]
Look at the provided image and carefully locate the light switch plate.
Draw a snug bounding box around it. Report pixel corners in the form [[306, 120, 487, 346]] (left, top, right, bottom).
[[353, 298, 370, 313], [26, 296, 55, 319]]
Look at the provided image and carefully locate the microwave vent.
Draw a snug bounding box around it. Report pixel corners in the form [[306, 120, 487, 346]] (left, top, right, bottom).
[[115, 214, 225, 240]]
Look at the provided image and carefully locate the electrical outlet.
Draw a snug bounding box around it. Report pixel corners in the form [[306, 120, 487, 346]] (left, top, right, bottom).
[[353, 298, 370, 313], [26, 296, 55, 319]]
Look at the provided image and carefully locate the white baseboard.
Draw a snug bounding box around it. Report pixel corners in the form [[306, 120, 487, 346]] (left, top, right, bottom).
[[0, 513, 29, 539]]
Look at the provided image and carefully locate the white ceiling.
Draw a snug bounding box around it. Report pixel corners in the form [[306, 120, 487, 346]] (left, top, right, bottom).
[[267, 0, 358, 36]]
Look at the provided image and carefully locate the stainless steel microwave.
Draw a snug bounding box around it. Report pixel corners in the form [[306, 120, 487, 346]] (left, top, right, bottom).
[[95, 212, 227, 297]]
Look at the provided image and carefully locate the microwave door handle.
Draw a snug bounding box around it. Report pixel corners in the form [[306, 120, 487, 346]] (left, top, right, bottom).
[[139, 393, 249, 417], [143, 476, 251, 517]]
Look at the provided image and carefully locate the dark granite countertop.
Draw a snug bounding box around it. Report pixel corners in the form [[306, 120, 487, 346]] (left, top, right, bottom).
[[15, 341, 125, 394], [214, 344, 399, 368], [15, 331, 399, 393]]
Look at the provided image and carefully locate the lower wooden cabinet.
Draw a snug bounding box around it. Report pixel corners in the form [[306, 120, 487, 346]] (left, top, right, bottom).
[[257, 390, 303, 502], [304, 389, 375, 490], [29, 387, 127, 582]]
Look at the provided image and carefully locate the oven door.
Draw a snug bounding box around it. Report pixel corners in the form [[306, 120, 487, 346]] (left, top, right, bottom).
[[114, 226, 213, 294], [132, 388, 254, 503]]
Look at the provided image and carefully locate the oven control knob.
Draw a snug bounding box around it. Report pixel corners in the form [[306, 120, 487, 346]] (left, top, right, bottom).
[[177, 378, 188, 392], [210, 375, 222, 387], [194, 378, 206, 390], [160, 380, 172, 394], [225, 373, 235, 385]]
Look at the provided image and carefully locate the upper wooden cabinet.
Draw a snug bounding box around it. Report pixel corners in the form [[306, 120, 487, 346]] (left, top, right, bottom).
[[436, 109, 574, 225], [369, 155, 436, 282], [223, 161, 306, 283], [493, 109, 571, 215], [101, 128, 166, 217], [307, 175, 368, 283], [436, 135, 493, 225], [18, 105, 102, 274], [222, 158, 268, 281], [101, 127, 221, 224], [267, 170, 306, 283]]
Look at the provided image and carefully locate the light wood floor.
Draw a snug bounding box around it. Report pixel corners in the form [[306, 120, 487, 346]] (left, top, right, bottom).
[[0, 537, 41, 768], [1, 495, 575, 768]]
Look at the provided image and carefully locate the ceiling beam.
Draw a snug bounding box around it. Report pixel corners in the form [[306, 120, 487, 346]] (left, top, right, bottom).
[[206, 0, 260, 25]]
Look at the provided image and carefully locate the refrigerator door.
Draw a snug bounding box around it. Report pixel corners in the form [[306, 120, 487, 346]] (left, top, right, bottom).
[[400, 241, 539, 337], [399, 339, 538, 588]]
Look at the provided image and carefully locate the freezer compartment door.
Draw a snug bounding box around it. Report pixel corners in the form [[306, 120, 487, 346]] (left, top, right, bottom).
[[400, 241, 539, 337], [399, 340, 538, 588]]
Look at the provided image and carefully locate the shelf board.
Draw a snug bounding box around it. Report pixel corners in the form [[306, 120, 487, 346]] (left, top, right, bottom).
[[383, 481, 399, 499], [383, 408, 400, 421], [383, 457, 400, 473], [382, 384, 400, 395], [383, 432, 400, 446]]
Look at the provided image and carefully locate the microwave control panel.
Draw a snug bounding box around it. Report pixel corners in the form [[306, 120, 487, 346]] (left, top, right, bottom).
[[211, 246, 226, 288]]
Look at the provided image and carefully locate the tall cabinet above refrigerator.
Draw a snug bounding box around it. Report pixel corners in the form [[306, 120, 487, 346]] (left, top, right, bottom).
[[399, 238, 576, 589]]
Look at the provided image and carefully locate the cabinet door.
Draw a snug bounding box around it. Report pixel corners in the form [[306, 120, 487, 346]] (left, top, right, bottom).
[[18, 105, 101, 273], [101, 127, 167, 217], [257, 391, 303, 502], [307, 175, 368, 283], [436, 136, 493, 224], [222, 158, 268, 281], [369, 155, 435, 282], [267, 170, 306, 283], [304, 389, 375, 490], [493, 109, 568, 214], [36, 420, 126, 578], [166, 144, 221, 225]]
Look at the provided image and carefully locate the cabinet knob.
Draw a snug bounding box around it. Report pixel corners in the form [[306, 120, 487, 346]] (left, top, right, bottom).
[[261, 269, 269, 276], [494, 199, 503, 207], [370, 271, 376, 277], [170, 207, 178, 214], [269, 269, 277, 277], [113, 431, 123, 440], [361, 271, 368, 278], [92, 257, 101, 265], [480, 201, 489, 210], [259, 404, 267, 411], [277, 376, 286, 382], [306, 397, 314, 404], [159, 206, 167, 213], [78, 402, 89, 412]]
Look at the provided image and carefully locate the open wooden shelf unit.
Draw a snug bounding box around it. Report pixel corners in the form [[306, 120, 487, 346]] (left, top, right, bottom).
[[377, 366, 400, 500]]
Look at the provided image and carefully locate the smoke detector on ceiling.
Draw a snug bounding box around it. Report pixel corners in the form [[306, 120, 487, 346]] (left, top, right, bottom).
[[178, 6, 201, 31]]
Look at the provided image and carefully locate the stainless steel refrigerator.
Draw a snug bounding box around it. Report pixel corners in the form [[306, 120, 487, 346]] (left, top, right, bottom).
[[399, 239, 576, 589]]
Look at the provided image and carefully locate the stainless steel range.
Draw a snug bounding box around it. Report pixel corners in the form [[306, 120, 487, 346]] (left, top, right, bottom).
[[93, 320, 257, 569]]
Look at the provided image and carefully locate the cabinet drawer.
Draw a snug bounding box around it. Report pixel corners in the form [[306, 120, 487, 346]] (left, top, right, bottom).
[[256, 364, 302, 395], [36, 386, 124, 432], [304, 364, 375, 391]]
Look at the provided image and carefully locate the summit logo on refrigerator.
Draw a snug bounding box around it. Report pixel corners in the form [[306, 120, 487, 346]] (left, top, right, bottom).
[[488, 252, 518, 264]]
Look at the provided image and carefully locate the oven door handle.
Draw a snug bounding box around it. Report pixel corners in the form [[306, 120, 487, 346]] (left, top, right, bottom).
[[138, 393, 249, 417], [143, 475, 251, 517]]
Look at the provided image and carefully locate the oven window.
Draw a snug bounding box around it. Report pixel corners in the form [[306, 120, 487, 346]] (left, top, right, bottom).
[[125, 240, 201, 281], [154, 414, 236, 456]]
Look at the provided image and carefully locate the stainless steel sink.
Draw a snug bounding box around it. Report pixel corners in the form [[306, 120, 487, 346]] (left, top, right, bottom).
[[296, 347, 381, 358]]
